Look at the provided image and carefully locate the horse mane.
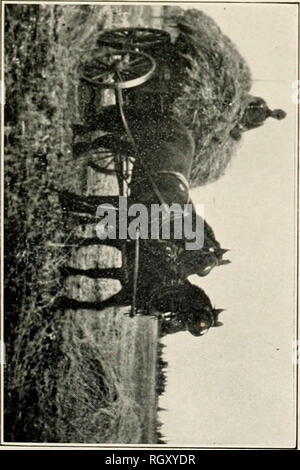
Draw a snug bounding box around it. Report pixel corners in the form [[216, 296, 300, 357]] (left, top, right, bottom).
[[182, 280, 213, 309]]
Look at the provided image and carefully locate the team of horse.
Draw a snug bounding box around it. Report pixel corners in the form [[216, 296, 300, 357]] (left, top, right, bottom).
[[57, 104, 230, 336]]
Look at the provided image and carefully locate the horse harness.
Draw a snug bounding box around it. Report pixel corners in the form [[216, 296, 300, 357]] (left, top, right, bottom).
[[155, 170, 190, 202]]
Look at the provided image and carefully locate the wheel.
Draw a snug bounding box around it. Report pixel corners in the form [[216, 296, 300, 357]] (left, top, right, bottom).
[[97, 27, 171, 50], [80, 49, 156, 90]]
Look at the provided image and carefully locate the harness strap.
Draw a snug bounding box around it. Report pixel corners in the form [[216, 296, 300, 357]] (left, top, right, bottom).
[[156, 170, 190, 204]]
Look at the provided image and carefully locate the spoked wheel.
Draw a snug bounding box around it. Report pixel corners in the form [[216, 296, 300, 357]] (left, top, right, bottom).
[[88, 149, 116, 173], [81, 49, 156, 90], [97, 28, 171, 50]]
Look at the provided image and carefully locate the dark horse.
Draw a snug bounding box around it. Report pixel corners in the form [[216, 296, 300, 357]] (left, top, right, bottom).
[[58, 278, 224, 337], [64, 104, 230, 272], [57, 105, 227, 326]]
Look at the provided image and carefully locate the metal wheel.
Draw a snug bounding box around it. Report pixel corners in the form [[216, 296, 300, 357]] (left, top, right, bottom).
[[81, 49, 156, 90], [97, 27, 171, 50]]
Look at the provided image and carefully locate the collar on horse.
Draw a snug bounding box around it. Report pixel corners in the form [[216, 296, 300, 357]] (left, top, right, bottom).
[[151, 170, 190, 206], [156, 171, 190, 196]]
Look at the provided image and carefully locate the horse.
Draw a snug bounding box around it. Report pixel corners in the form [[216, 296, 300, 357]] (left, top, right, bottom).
[[56, 279, 224, 337]]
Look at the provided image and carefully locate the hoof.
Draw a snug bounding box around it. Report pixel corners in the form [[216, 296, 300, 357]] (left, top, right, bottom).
[[59, 266, 70, 278], [55, 190, 75, 212], [73, 141, 89, 156], [72, 123, 88, 137], [52, 295, 75, 310]]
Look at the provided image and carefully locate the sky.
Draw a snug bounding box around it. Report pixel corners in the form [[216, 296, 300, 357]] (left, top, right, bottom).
[[159, 3, 298, 448]]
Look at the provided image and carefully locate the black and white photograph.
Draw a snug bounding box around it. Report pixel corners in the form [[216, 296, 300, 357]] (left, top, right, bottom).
[[1, 1, 299, 448]]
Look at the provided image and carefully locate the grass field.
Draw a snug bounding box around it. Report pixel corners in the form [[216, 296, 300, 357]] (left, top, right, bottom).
[[4, 3, 164, 443]]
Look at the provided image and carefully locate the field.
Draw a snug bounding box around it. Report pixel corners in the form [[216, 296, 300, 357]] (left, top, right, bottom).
[[4, 4, 165, 443]]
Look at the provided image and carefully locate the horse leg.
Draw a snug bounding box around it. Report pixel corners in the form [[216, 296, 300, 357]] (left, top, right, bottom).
[[60, 266, 122, 280], [72, 105, 126, 137], [58, 190, 119, 215], [54, 288, 131, 311], [73, 133, 131, 157], [70, 236, 124, 250], [73, 105, 146, 137]]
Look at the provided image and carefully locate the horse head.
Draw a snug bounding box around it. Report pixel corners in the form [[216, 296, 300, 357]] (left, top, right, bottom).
[[178, 281, 225, 336], [183, 306, 225, 336]]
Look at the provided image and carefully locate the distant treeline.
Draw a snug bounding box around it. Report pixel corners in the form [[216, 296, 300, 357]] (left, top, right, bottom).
[[154, 339, 169, 444]]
